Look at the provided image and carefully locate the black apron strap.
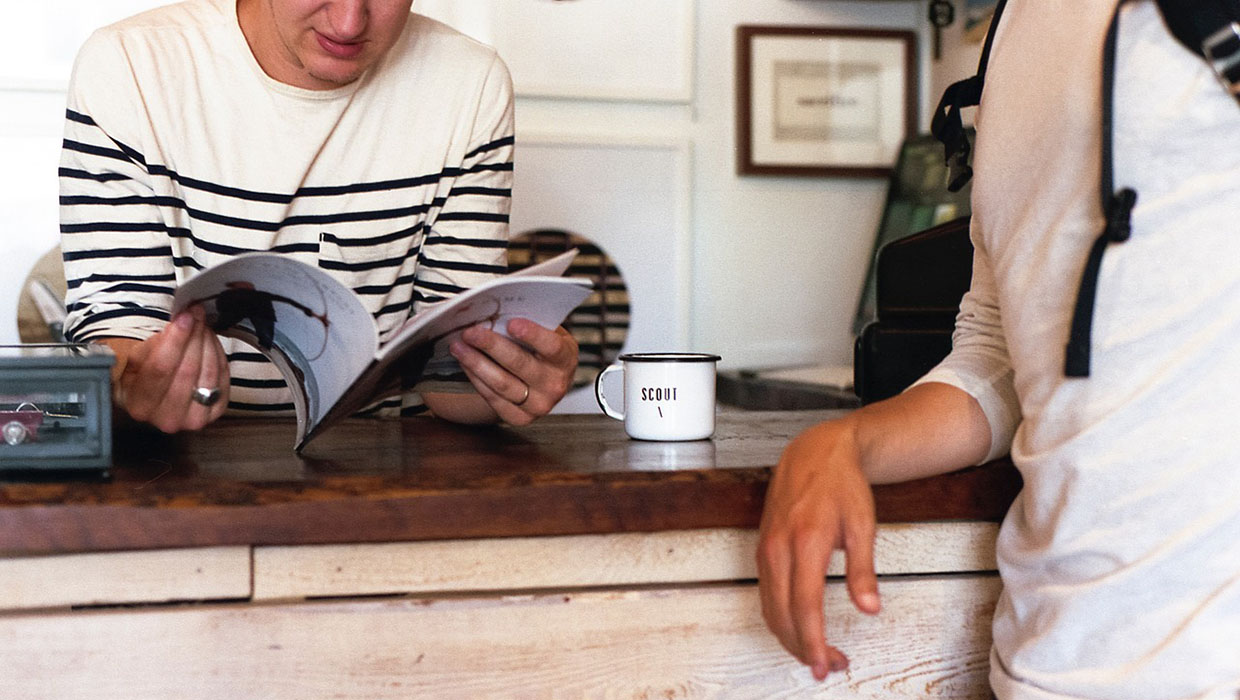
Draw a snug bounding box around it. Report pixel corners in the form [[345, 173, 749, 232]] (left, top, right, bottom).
[[1064, 2, 1137, 377], [931, 0, 1240, 377], [930, 0, 1010, 192]]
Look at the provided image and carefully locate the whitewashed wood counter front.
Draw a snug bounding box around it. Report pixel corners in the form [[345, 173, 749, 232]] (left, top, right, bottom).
[[0, 411, 1019, 698]]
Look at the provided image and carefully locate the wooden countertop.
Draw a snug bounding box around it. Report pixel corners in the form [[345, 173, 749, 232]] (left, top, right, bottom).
[[0, 409, 1021, 556]]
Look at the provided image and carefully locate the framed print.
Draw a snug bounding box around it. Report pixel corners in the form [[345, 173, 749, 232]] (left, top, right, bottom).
[[736, 26, 917, 178]]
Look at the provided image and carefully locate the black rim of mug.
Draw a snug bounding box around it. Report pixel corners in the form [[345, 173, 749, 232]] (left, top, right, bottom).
[[617, 353, 721, 363]]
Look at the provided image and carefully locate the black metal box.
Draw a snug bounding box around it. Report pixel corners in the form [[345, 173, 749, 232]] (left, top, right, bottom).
[[854, 217, 973, 404]]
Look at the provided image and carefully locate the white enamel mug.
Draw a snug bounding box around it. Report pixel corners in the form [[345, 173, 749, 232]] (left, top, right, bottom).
[[593, 353, 722, 441]]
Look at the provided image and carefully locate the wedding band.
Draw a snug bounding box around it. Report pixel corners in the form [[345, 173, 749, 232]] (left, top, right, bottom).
[[515, 384, 530, 406], [192, 386, 221, 407]]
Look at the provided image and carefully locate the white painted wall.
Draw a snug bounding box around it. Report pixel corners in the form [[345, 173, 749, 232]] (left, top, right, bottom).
[[0, 89, 70, 345], [505, 0, 929, 371], [2, 1, 946, 375], [690, 1, 920, 370], [1, 1, 168, 346]]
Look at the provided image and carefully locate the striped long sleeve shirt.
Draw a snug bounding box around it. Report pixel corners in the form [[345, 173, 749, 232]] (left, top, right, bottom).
[[59, 0, 514, 416]]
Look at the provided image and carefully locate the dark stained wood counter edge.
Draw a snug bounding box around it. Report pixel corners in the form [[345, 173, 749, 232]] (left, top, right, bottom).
[[0, 412, 1021, 556]]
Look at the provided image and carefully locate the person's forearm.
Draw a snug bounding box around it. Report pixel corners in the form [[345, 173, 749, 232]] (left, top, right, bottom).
[[844, 381, 992, 484], [422, 391, 501, 425]]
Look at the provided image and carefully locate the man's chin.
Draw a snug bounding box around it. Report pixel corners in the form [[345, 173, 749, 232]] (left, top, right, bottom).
[[307, 71, 362, 87], [306, 63, 366, 89]]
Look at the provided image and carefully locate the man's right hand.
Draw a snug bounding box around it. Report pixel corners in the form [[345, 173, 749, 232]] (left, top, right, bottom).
[[755, 382, 995, 681], [756, 417, 881, 681], [97, 306, 230, 433]]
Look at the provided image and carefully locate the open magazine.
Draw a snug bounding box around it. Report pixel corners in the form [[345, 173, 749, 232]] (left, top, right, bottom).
[[171, 250, 592, 451]]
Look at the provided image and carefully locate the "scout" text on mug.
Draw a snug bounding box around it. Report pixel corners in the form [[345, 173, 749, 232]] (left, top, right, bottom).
[[641, 387, 678, 401]]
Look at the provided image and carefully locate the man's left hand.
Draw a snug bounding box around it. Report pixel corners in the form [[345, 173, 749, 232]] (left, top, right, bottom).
[[449, 318, 579, 425]]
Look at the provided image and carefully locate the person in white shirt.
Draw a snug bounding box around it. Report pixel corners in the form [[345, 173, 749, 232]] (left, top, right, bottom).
[[60, 0, 579, 433], [757, 2, 1240, 698]]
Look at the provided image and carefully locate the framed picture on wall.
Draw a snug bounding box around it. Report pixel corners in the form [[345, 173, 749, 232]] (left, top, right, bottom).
[[736, 25, 917, 178]]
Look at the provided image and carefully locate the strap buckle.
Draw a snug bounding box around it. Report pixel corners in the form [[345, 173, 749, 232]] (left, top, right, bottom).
[[1202, 21, 1240, 96], [931, 76, 982, 192], [1104, 188, 1137, 243]]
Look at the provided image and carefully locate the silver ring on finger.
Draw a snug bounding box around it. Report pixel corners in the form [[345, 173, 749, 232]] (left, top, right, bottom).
[[192, 386, 221, 407]]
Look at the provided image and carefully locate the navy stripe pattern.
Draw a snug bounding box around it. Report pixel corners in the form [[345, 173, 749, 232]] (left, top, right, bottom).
[[60, 10, 515, 416]]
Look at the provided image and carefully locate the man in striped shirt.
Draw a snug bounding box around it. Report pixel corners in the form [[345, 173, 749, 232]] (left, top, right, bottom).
[[59, 0, 579, 433]]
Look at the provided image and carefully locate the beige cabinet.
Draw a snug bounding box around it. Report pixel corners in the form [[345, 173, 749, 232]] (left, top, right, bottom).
[[0, 523, 999, 698]]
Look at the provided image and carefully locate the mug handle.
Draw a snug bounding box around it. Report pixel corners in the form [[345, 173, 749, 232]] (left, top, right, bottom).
[[594, 364, 624, 420]]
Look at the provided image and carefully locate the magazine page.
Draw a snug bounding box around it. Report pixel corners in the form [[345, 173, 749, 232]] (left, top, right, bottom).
[[374, 276, 593, 364], [509, 248, 579, 278], [387, 248, 581, 339], [299, 275, 593, 450], [171, 253, 379, 435]]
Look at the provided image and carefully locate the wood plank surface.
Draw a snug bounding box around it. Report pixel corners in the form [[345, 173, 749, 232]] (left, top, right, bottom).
[[0, 546, 251, 611], [253, 523, 999, 601], [0, 576, 1001, 699], [0, 410, 1021, 555]]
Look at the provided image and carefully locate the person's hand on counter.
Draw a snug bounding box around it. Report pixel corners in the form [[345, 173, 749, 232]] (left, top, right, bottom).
[[756, 381, 993, 680], [757, 417, 879, 680], [94, 305, 230, 433]]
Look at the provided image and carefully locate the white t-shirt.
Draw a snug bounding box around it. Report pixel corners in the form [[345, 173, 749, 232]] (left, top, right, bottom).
[[919, 1, 1240, 698], [60, 0, 515, 416]]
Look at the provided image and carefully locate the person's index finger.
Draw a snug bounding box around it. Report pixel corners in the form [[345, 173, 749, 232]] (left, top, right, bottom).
[[505, 318, 561, 357], [139, 314, 198, 391], [462, 323, 524, 360], [170, 314, 208, 399], [788, 530, 833, 675], [456, 328, 535, 388]]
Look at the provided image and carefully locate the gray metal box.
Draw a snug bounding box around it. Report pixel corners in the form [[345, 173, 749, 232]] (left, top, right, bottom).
[[0, 344, 114, 473]]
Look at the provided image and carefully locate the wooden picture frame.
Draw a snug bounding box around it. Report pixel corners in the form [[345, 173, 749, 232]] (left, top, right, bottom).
[[736, 25, 917, 178]]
